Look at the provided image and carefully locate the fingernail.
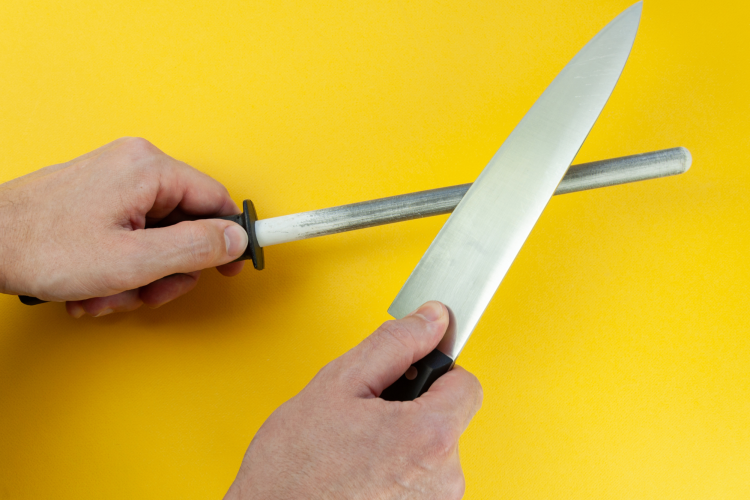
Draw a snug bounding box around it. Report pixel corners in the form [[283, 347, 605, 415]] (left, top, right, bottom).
[[68, 303, 85, 319], [224, 224, 249, 258], [410, 302, 443, 322], [94, 308, 113, 318]]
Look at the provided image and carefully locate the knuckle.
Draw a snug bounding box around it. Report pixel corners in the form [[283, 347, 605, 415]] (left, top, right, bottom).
[[121, 136, 158, 156], [118, 137, 164, 171], [467, 376, 484, 415], [472, 374, 484, 405], [453, 367, 484, 413], [446, 471, 466, 500], [462, 370, 484, 405], [432, 422, 458, 456]]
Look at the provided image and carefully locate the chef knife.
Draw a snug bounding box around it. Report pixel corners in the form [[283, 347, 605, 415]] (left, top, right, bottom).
[[380, 2, 643, 401]]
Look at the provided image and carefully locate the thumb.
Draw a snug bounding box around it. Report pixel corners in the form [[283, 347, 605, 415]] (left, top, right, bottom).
[[341, 301, 449, 398], [122, 219, 248, 284]]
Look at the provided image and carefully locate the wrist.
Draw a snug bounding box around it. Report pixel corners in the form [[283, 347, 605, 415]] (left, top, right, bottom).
[[0, 186, 30, 296]]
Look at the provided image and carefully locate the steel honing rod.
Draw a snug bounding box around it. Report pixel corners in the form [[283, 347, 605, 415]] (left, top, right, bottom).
[[254, 147, 691, 247], [18, 147, 691, 306]]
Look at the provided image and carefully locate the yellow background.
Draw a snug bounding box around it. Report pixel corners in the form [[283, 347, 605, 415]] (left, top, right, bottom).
[[1, 0, 748, 498]]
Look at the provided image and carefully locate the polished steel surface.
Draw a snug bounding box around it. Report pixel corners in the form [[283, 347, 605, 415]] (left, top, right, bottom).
[[388, 3, 643, 359], [555, 147, 690, 195], [254, 147, 689, 247]]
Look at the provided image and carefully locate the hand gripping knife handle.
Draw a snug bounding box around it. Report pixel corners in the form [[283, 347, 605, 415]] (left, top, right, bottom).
[[380, 348, 454, 401]]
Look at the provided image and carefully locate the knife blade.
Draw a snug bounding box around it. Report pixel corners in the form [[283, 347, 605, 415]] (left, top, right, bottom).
[[380, 2, 643, 401]]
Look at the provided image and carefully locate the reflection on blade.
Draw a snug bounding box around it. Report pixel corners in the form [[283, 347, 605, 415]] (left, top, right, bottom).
[[388, 3, 643, 359]]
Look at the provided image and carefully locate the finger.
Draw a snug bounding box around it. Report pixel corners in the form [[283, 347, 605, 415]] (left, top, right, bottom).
[[416, 365, 483, 435], [116, 219, 248, 287], [146, 202, 241, 229], [66, 301, 86, 318], [138, 271, 201, 308], [145, 148, 240, 220], [65, 272, 202, 317], [339, 301, 449, 397], [146, 206, 193, 228], [69, 289, 144, 318], [101, 138, 239, 223], [217, 261, 245, 277]]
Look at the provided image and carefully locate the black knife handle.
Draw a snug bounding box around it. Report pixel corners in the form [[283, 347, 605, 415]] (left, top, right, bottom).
[[380, 348, 454, 401], [18, 295, 48, 305], [18, 199, 264, 306]]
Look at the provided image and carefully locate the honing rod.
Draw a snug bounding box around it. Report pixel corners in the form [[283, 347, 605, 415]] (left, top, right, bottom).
[[19, 147, 691, 306], [254, 147, 691, 247]]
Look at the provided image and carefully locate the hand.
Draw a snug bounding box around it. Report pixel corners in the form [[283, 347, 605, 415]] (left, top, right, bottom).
[[225, 301, 483, 500], [0, 137, 248, 316]]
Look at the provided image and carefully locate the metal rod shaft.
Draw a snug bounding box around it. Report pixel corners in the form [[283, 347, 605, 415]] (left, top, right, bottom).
[[17, 147, 692, 307], [255, 147, 691, 247]]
